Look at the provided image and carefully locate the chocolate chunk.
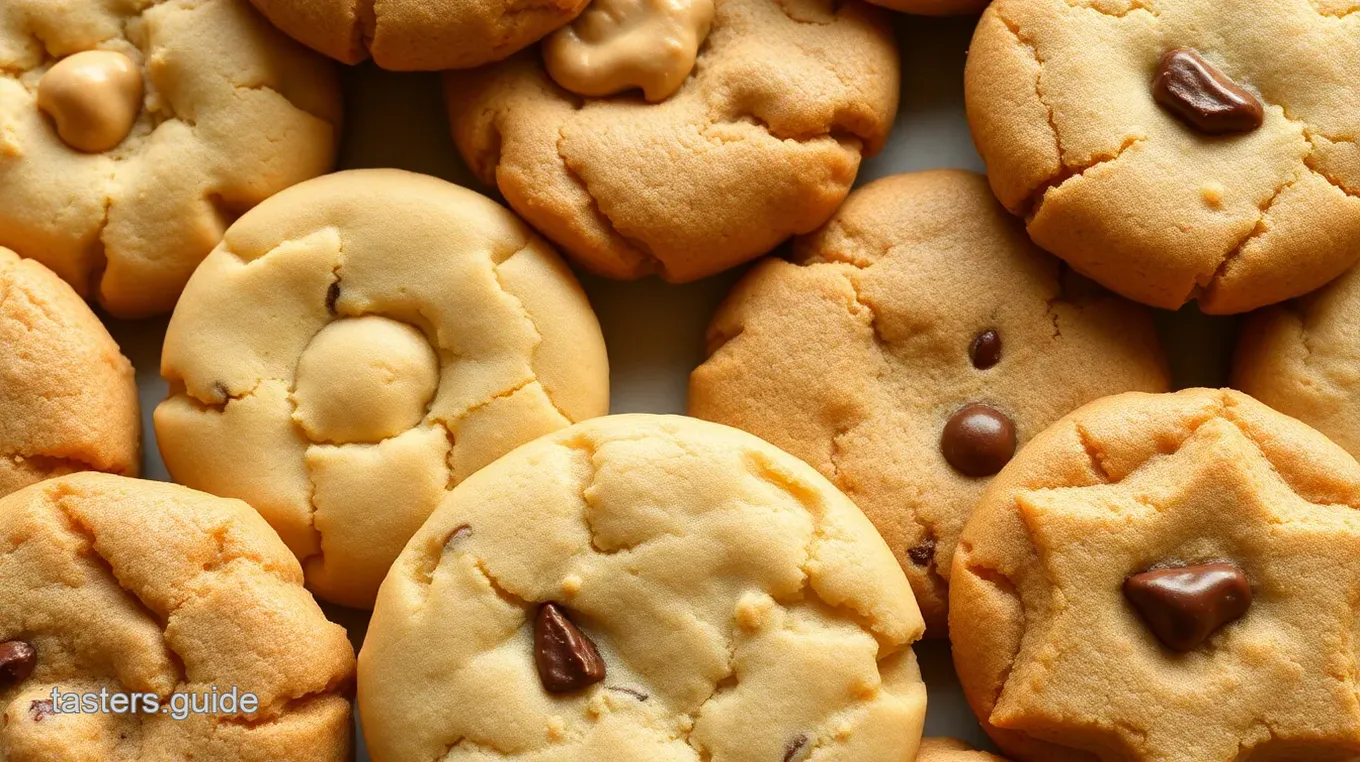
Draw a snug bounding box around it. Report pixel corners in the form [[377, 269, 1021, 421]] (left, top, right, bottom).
[[1153, 49, 1264, 135], [534, 603, 606, 693], [907, 536, 936, 567], [1124, 562, 1252, 652], [941, 404, 1017, 477], [326, 282, 341, 315], [0, 641, 36, 686], [29, 700, 54, 722], [784, 734, 811, 762], [969, 330, 1002, 370]]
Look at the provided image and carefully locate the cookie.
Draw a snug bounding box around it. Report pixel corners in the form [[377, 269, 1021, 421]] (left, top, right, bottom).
[[0, 0, 341, 318], [951, 389, 1360, 761], [154, 169, 610, 609], [689, 170, 1169, 633], [965, 0, 1360, 314], [1233, 265, 1360, 460], [358, 414, 927, 762], [0, 248, 139, 498], [0, 473, 355, 761], [917, 738, 1011, 761], [445, 0, 899, 284]]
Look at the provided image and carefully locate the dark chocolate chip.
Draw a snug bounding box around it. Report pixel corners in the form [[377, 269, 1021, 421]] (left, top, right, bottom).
[[605, 685, 649, 701], [534, 603, 606, 693], [29, 699, 53, 722], [1153, 49, 1264, 135], [784, 734, 811, 762], [0, 641, 36, 687], [907, 536, 936, 567], [969, 330, 1002, 370], [941, 404, 1017, 478], [1124, 561, 1252, 652], [325, 281, 341, 315]]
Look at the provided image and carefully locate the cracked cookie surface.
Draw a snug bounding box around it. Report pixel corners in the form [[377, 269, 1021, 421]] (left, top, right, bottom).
[[0, 248, 139, 498], [249, 0, 588, 70], [965, 0, 1360, 314], [0, 473, 355, 761], [153, 169, 610, 609], [444, 0, 899, 284], [689, 171, 1169, 634], [0, 0, 341, 318], [358, 414, 927, 762], [951, 388, 1360, 761]]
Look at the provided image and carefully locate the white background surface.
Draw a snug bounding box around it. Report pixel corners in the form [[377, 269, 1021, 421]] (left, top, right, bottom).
[[104, 12, 1238, 759]]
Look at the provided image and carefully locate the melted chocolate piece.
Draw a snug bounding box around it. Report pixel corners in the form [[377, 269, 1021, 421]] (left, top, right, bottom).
[[970, 330, 1002, 370], [1124, 562, 1252, 652], [534, 603, 606, 693], [1153, 49, 1264, 135], [907, 536, 936, 567], [941, 404, 1017, 477], [784, 734, 811, 762], [0, 641, 36, 687]]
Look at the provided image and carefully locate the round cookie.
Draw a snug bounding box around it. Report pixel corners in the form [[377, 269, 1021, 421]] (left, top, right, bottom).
[[918, 738, 1012, 761], [950, 389, 1360, 761], [154, 169, 610, 609], [445, 0, 899, 284], [0, 247, 139, 498], [1233, 265, 1360, 458], [0, 0, 341, 318], [965, 0, 1360, 314], [0, 473, 355, 761], [358, 414, 927, 762], [249, 0, 590, 70], [689, 170, 1169, 633]]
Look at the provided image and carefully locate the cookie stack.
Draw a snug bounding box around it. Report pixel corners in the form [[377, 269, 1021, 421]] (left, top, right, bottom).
[[0, 0, 1357, 760]]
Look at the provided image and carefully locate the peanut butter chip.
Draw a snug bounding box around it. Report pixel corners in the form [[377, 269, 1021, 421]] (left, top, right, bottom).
[[543, 0, 715, 102], [37, 50, 143, 154]]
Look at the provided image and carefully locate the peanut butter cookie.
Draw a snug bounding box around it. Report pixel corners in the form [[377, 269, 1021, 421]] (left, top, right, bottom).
[[0, 473, 355, 761], [445, 0, 899, 284], [154, 169, 610, 610], [951, 389, 1360, 761], [0, 0, 341, 318], [966, 0, 1360, 313], [689, 171, 1169, 633], [359, 414, 927, 762]]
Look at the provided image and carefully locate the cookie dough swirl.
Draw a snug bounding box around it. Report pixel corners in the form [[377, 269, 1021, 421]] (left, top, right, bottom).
[[154, 169, 610, 610], [0, 474, 356, 761], [0, 0, 341, 318], [359, 415, 927, 762]]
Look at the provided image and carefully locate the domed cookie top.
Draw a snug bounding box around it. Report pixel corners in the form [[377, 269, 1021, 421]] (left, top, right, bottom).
[[154, 169, 610, 609], [0, 248, 139, 498], [446, 0, 899, 284], [965, 0, 1360, 314], [951, 389, 1360, 761], [359, 414, 927, 762], [0, 473, 356, 761], [918, 738, 1013, 761], [690, 171, 1169, 633], [1234, 265, 1360, 462], [0, 0, 341, 318]]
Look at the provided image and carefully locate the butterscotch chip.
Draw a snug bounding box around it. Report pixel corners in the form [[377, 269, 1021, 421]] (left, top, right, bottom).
[[154, 169, 610, 609], [359, 415, 927, 761], [0, 474, 355, 761], [0, 0, 340, 318]]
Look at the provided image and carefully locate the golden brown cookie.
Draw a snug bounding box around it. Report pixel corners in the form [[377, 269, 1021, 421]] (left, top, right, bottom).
[[689, 171, 1169, 633], [155, 169, 610, 609], [966, 0, 1360, 314], [0, 248, 139, 498], [951, 389, 1360, 761], [359, 414, 926, 762], [917, 738, 1011, 761], [445, 0, 899, 284], [0, 473, 355, 761], [0, 0, 341, 318]]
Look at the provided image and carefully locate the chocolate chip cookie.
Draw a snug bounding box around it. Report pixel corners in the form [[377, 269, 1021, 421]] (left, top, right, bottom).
[[918, 738, 1011, 761], [689, 171, 1169, 633], [951, 388, 1360, 761], [0, 248, 139, 498], [0, 0, 341, 318], [445, 0, 899, 284], [1233, 264, 1360, 462], [966, 0, 1360, 314], [359, 414, 927, 761], [154, 169, 610, 610], [0, 473, 355, 761]]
